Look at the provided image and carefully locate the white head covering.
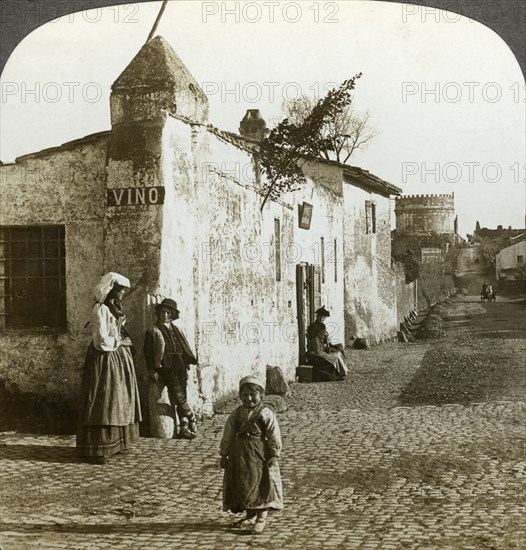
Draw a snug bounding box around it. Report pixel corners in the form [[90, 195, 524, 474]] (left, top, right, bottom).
[[239, 375, 266, 392], [94, 272, 130, 303]]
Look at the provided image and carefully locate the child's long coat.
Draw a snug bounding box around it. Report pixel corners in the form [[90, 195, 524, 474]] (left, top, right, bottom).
[[220, 403, 283, 512]]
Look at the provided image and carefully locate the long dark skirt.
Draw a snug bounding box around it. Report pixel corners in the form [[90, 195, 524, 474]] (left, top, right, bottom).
[[76, 343, 142, 458], [76, 423, 140, 458], [307, 352, 346, 382], [223, 436, 283, 513]]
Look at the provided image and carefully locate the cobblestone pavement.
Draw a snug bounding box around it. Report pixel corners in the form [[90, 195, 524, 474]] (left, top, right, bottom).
[[1, 295, 525, 549]]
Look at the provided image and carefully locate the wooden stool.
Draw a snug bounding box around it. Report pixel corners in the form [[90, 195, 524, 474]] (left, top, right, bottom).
[[297, 365, 313, 383]]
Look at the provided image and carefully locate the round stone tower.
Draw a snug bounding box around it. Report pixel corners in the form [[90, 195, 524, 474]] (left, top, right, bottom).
[[395, 194, 455, 235]]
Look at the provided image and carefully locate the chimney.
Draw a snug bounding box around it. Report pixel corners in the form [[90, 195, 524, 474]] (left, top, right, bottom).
[[239, 109, 268, 140]]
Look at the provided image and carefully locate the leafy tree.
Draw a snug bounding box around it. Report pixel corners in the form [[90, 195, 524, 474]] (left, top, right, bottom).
[[281, 92, 378, 164], [258, 74, 363, 210]]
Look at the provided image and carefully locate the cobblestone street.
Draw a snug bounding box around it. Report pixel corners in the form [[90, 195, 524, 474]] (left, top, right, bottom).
[[1, 294, 525, 550]]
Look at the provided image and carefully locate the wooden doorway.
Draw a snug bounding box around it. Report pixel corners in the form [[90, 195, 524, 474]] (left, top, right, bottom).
[[296, 263, 321, 364]]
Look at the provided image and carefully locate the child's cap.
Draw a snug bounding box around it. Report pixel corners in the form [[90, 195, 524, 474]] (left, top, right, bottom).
[[239, 375, 265, 392]]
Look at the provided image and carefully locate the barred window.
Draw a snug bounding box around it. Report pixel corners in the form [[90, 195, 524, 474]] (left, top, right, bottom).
[[0, 226, 66, 330]]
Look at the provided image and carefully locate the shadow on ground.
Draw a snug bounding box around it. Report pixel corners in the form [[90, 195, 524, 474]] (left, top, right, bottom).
[[0, 521, 227, 535], [0, 444, 78, 464]]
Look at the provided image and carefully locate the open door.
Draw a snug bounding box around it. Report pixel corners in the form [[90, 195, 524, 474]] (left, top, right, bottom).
[[296, 263, 321, 365]]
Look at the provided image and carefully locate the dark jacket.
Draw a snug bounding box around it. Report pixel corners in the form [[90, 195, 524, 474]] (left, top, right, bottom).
[[144, 322, 197, 373]]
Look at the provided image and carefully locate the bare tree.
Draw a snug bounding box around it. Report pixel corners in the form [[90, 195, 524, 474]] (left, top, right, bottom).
[[281, 95, 378, 164]]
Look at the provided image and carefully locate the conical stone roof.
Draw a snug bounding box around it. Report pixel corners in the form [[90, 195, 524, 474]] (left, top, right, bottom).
[[110, 35, 208, 124], [112, 35, 205, 98]]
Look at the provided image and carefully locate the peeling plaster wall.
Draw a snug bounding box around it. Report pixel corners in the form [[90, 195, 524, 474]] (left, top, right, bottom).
[[343, 185, 397, 345], [190, 124, 298, 409], [0, 139, 107, 403], [157, 118, 346, 412], [297, 162, 345, 344]]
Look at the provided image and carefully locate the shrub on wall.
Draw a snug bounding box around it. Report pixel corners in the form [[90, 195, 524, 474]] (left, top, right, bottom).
[[401, 250, 420, 283]]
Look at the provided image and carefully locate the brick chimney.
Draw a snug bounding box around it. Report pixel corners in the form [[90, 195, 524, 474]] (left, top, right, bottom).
[[239, 109, 268, 140]]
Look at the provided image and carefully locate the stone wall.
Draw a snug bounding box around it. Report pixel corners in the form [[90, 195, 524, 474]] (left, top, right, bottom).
[[417, 262, 456, 308], [394, 264, 417, 326], [0, 135, 108, 404]]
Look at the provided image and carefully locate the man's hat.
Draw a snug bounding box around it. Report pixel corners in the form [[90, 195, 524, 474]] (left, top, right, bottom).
[[315, 306, 330, 317], [155, 298, 180, 317]]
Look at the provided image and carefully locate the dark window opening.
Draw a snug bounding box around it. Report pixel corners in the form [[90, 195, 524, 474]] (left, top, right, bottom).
[[321, 237, 325, 284], [365, 200, 377, 234], [0, 225, 67, 330], [274, 218, 281, 282], [334, 238, 338, 283]]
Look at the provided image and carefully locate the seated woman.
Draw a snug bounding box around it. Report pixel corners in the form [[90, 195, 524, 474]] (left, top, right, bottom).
[[306, 306, 347, 382]]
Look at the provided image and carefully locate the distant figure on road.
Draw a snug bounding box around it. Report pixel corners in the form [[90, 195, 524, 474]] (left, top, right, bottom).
[[143, 298, 198, 440], [220, 375, 283, 535], [481, 281, 490, 302], [490, 286, 497, 302], [76, 272, 142, 465]]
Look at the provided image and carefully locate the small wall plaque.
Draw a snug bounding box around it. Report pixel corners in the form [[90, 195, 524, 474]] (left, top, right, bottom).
[[298, 202, 313, 230]]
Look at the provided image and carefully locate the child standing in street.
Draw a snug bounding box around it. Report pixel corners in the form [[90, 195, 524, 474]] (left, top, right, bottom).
[[219, 375, 284, 534], [143, 298, 198, 439]]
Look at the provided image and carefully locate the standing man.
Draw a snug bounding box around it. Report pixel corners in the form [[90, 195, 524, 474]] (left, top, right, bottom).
[[144, 298, 198, 439]]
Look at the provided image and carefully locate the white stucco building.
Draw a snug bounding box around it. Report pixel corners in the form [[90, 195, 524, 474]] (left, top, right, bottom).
[[0, 36, 412, 418]]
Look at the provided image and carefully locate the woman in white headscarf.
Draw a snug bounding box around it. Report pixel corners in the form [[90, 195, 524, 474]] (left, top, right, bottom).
[[76, 272, 142, 464]]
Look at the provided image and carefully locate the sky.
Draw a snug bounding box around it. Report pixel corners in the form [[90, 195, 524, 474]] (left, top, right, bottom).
[[1, 0, 525, 237]]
